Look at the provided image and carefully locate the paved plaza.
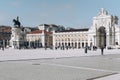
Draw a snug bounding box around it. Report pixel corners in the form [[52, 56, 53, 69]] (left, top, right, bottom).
[[0, 48, 120, 80]]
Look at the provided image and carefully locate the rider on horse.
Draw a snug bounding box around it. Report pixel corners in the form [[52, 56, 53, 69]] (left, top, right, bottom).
[[13, 16, 21, 28]]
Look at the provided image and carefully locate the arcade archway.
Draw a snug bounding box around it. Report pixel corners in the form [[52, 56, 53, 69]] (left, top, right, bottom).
[[97, 26, 106, 48]]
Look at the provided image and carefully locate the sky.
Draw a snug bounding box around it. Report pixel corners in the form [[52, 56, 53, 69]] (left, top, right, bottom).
[[0, 0, 120, 28]]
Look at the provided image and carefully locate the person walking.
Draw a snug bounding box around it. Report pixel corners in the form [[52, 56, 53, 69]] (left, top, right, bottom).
[[101, 46, 104, 55], [85, 46, 87, 53]]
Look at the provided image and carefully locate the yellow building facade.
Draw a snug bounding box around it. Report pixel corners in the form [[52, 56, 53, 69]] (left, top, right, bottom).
[[53, 29, 88, 49]]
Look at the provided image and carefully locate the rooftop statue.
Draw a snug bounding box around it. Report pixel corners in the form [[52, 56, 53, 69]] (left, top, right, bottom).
[[99, 8, 108, 15], [13, 16, 21, 28]]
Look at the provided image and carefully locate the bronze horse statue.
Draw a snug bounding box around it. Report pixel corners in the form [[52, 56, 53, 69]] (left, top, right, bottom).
[[13, 16, 21, 27]]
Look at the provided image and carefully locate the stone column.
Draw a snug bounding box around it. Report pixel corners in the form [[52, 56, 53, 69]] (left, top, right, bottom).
[[96, 34, 99, 47]]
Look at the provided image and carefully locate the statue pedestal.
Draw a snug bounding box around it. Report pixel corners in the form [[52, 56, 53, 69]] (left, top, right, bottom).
[[10, 27, 22, 48]]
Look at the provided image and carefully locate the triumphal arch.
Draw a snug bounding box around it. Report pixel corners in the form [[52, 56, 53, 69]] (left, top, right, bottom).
[[88, 8, 120, 48]]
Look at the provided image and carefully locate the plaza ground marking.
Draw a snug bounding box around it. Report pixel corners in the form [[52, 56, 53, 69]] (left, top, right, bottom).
[[41, 63, 118, 73]]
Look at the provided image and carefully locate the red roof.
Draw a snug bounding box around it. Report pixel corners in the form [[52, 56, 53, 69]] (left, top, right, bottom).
[[28, 30, 53, 34], [44, 31, 53, 34], [0, 26, 11, 33], [4, 27, 11, 33], [28, 30, 43, 34]]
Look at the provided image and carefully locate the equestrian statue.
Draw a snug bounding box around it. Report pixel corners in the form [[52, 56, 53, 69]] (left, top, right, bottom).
[[13, 16, 21, 28]]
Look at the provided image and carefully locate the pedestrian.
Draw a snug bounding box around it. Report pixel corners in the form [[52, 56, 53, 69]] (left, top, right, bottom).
[[101, 46, 104, 55], [85, 46, 87, 53]]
